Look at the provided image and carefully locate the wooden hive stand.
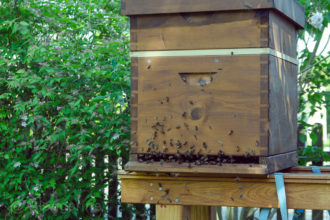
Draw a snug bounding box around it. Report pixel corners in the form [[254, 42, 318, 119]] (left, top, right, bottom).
[[119, 167, 330, 219]]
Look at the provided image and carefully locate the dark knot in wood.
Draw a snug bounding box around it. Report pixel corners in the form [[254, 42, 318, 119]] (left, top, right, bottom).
[[191, 107, 202, 120]]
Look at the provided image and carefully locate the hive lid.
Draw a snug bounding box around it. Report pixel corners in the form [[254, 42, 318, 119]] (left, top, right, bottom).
[[121, 0, 305, 29]]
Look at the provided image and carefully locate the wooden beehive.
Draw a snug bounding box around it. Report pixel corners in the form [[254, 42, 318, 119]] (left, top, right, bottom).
[[123, 0, 305, 174]]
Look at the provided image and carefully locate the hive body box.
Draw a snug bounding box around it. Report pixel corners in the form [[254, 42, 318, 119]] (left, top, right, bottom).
[[123, 0, 304, 174]]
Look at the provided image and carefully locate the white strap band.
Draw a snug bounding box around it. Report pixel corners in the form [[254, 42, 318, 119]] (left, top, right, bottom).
[[130, 48, 298, 65]]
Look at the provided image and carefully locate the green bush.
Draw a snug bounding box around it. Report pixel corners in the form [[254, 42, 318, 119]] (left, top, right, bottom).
[[0, 0, 130, 218]]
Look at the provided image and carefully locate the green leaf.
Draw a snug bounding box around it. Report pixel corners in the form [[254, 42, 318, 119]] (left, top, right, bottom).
[[310, 131, 319, 145]]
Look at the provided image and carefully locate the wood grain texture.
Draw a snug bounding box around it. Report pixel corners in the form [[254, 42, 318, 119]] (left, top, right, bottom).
[[269, 11, 298, 58], [259, 55, 269, 155], [121, 0, 304, 28], [286, 166, 330, 174], [156, 205, 189, 220], [260, 151, 297, 173], [156, 205, 214, 220], [135, 55, 265, 157], [268, 56, 297, 155], [189, 206, 212, 220], [120, 171, 330, 210], [125, 161, 268, 175], [273, 0, 305, 28], [130, 11, 267, 51], [130, 57, 139, 149]]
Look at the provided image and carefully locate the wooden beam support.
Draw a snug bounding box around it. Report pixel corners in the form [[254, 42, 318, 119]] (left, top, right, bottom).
[[156, 205, 215, 220], [119, 167, 330, 210]]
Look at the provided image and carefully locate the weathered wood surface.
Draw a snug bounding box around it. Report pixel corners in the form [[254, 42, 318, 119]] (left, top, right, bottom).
[[120, 167, 330, 210], [268, 55, 298, 155], [156, 205, 216, 220], [259, 151, 297, 173], [122, 0, 304, 28], [273, 0, 305, 29], [269, 11, 298, 58], [156, 205, 189, 220], [126, 158, 268, 175], [130, 11, 268, 51], [132, 55, 266, 157]]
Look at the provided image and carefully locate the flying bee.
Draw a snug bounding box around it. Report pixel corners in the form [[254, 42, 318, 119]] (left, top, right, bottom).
[[244, 152, 250, 158], [203, 142, 208, 149], [199, 79, 206, 87], [161, 189, 169, 198], [217, 140, 224, 147], [189, 149, 195, 155], [162, 146, 168, 153], [197, 149, 202, 156], [184, 122, 189, 130], [239, 185, 246, 190], [218, 150, 224, 156]]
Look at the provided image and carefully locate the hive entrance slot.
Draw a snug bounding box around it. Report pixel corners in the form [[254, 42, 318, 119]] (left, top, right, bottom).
[[179, 72, 217, 86]]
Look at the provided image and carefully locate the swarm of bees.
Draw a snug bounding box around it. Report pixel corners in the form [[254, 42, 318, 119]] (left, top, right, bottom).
[[136, 96, 259, 167]]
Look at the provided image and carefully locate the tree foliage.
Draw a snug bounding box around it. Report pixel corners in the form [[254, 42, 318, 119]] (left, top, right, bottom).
[[297, 0, 330, 164], [0, 0, 131, 218]]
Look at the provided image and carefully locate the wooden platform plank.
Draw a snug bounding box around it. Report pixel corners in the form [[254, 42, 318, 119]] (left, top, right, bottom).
[[120, 168, 330, 210], [125, 160, 268, 175]]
